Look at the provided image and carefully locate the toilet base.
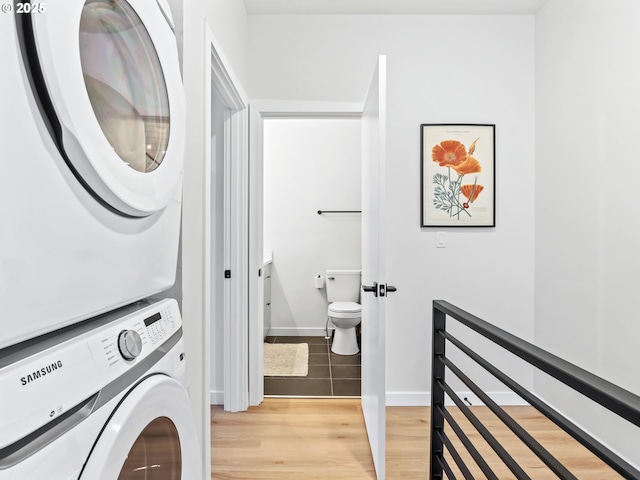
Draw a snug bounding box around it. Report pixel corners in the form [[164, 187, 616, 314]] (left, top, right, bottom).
[[331, 326, 359, 355]]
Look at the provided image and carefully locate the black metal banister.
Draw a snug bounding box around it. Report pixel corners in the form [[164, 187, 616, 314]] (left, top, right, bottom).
[[441, 328, 639, 479], [434, 300, 640, 427], [437, 429, 473, 480], [430, 299, 640, 480], [441, 381, 531, 480], [436, 452, 457, 480], [440, 406, 498, 480], [440, 355, 577, 480]]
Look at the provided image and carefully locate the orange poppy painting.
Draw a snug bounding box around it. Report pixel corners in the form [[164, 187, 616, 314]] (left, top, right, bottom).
[[420, 124, 495, 227]]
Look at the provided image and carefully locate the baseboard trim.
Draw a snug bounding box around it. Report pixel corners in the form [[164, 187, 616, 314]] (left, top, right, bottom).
[[386, 391, 529, 407], [265, 327, 330, 337], [214, 389, 528, 407], [214, 391, 528, 406], [210, 390, 224, 405]]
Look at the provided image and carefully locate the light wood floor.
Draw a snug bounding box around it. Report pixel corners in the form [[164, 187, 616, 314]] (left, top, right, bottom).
[[211, 398, 622, 479]]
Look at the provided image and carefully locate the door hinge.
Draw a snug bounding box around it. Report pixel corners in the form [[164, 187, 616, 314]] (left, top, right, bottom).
[[224, 270, 231, 279]]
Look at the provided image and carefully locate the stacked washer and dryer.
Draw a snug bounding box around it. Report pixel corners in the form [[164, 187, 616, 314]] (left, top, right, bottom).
[[0, 0, 201, 478]]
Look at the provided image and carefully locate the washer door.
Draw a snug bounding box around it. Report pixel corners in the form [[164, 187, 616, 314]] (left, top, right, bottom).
[[80, 375, 201, 479], [28, 0, 185, 216]]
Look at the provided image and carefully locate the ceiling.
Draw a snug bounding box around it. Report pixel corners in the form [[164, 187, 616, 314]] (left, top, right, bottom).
[[243, 0, 549, 15]]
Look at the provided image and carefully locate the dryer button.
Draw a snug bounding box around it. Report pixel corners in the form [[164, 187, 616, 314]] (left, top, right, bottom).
[[118, 330, 143, 361]]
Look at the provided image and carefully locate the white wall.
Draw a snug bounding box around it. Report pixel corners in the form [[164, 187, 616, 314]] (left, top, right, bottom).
[[535, 0, 640, 467], [184, 0, 248, 87], [248, 15, 536, 403], [263, 118, 362, 335], [179, 1, 640, 471]]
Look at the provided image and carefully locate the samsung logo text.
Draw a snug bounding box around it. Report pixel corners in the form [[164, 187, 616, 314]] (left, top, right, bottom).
[[20, 360, 63, 385]]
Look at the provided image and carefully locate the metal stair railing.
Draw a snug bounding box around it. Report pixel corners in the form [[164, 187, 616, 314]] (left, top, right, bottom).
[[430, 300, 640, 480]]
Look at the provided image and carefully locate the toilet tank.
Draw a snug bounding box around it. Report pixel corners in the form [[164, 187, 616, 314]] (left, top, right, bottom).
[[326, 269, 361, 303]]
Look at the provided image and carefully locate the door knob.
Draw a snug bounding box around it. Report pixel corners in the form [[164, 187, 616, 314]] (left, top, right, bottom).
[[362, 283, 397, 297], [362, 282, 378, 297], [378, 284, 398, 297]]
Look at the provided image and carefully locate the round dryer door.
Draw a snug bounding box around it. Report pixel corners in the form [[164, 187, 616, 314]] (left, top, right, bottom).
[[28, 0, 185, 216], [80, 375, 202, 479]]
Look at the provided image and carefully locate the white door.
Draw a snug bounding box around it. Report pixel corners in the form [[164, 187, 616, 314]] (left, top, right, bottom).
[[361, 55, 391, 480]]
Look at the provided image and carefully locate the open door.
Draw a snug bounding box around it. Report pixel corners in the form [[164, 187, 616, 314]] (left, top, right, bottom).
[[361, 55, 393, 480]]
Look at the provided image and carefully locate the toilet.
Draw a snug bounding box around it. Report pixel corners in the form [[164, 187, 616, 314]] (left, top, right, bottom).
[[326, 269, 362, 355]]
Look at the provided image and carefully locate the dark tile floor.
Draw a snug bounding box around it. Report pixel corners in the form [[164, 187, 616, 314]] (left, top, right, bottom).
[[264, 335, 361, 397]]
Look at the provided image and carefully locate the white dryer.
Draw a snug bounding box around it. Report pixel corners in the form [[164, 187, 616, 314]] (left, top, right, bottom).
[[0, 298, 202, 479], [0, 0, 185, 349]]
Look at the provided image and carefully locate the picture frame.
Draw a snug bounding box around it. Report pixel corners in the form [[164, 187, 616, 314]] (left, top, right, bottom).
[[420, 124, 495, 227]]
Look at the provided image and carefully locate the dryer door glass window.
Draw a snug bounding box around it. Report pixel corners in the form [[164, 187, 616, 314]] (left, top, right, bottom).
[[79, 0, 170, 173], [118, 416, 182, 479]]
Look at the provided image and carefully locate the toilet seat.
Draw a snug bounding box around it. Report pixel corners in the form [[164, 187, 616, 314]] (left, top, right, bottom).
[[328, 301, 361, 319]]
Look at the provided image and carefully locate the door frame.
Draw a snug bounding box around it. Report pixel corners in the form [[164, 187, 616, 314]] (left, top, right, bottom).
[[247, 100, 363, 406], [202, 24, 250, 414], [182, 19, 249, 480]]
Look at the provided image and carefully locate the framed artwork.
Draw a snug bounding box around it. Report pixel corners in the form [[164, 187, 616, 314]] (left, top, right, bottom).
[[420, 124, 495, 227]]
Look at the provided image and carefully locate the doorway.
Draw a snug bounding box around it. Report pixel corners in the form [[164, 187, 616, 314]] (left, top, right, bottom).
[[248, 101, 364, 405], [181, 23, 250, 478], [262, 117, 362, 397], [247, 56, 387, 478], [202, 27, 250, 414], [208, 83, 228, 403]]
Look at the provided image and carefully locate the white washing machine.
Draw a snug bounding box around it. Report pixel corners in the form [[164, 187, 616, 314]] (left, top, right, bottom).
[[0, 0, 186, 349], [0, 298, 202, 479]]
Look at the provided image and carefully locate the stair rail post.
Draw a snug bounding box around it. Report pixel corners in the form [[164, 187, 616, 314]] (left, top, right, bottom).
[[430, 301, 447, 479]]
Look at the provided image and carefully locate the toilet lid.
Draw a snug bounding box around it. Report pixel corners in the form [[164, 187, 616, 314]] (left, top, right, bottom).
[[329, 302, 361, 314]]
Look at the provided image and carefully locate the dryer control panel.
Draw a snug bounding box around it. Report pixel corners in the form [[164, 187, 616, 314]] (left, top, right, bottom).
[[143, 306, 179, 345], [0, 298, 182, 455], [88, 300, 180, 370]]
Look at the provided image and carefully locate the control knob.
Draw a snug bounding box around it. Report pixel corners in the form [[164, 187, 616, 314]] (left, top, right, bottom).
[[118, 330, 143, 361]]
